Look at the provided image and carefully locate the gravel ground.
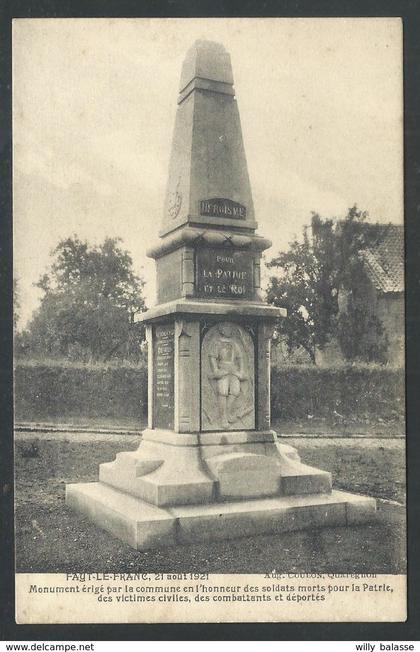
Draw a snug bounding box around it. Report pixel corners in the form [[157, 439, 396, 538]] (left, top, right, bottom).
[[273, 417, 404, 438], [14, 431, 406, 574], [15, 415, 405, 437]]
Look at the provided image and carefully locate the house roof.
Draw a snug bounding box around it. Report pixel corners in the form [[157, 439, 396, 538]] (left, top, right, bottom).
[[361, 224, 404, 293]]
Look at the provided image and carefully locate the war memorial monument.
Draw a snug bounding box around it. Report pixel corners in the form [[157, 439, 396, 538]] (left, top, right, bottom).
[[66, 40, 376, 550]]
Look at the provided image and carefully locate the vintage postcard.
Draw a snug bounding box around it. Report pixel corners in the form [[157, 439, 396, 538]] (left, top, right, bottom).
[[12, 17, 405, 624]]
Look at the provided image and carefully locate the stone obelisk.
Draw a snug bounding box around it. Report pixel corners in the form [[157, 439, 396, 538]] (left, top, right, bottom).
[[66, 40, 376, 549]]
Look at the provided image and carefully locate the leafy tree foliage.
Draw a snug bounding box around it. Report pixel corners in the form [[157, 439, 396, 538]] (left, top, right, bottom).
[[266, 206, 389, 363], [17, 236, 146, 362]]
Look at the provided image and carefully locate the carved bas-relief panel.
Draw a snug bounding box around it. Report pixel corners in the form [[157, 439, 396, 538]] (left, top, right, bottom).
[[201, 322, 255, 431]]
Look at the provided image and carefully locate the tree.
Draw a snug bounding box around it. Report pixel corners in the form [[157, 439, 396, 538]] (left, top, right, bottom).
[[266, 206, 389, 363], [21, 236, 147, 362]]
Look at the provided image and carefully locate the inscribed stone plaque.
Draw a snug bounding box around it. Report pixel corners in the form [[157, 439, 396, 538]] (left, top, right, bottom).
[[196, 247, 254, 299], [201, 321, 255, 431], [199, 198, 246, 220], [153, 324, 174, 430]]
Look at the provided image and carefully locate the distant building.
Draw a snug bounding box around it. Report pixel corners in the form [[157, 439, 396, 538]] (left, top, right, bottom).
[[358, 223, 404, 364], [316, 224, 404, 366]]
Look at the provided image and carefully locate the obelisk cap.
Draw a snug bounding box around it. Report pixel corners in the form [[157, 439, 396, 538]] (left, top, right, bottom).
[[179, 39, 234, 92]]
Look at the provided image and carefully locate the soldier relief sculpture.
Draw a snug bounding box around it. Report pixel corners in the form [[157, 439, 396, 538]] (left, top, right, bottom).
[[201, 322, 255, 430]]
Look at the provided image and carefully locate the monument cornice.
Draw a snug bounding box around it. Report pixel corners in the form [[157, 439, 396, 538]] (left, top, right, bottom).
[[159, 215, 259, 239], [136, 298, 286, 323], [147, 226, 271, 259]]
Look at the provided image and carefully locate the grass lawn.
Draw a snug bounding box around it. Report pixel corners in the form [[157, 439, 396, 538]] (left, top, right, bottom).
[[283, 437, 405, 504], [15, 434, 406, 574]]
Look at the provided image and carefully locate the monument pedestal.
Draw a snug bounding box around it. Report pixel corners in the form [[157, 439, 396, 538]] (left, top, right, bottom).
[[66, 39, 377, 551]]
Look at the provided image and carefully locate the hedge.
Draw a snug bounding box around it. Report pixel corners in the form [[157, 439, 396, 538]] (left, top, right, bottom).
[[271, 365, 404, 420], [14, 361, 404, 423], [14, 361, 148, 421]]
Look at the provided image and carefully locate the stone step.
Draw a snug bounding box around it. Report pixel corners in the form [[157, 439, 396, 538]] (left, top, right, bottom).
[[66, 482, 376, 550]]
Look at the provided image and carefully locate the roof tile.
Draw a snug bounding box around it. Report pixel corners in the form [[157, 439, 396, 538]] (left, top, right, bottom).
[[361, 224, 404, 292]]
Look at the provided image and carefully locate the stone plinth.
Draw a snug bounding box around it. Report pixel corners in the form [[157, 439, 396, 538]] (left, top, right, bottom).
[[97, 431, 332, 506], [66, 39, 377, 551], [66, 480, 376, 551]]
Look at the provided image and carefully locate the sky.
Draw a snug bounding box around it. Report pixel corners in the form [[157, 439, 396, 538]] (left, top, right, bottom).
[[13, 18, 403, 328]]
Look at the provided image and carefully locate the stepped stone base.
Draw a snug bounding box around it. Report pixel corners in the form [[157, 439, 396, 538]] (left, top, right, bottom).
[[66, 431, 377, 550], [66, 482, 376, 550]]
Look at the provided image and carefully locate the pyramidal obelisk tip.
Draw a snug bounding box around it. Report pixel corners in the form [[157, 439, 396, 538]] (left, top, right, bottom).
[[179, 39, 234, 92]]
